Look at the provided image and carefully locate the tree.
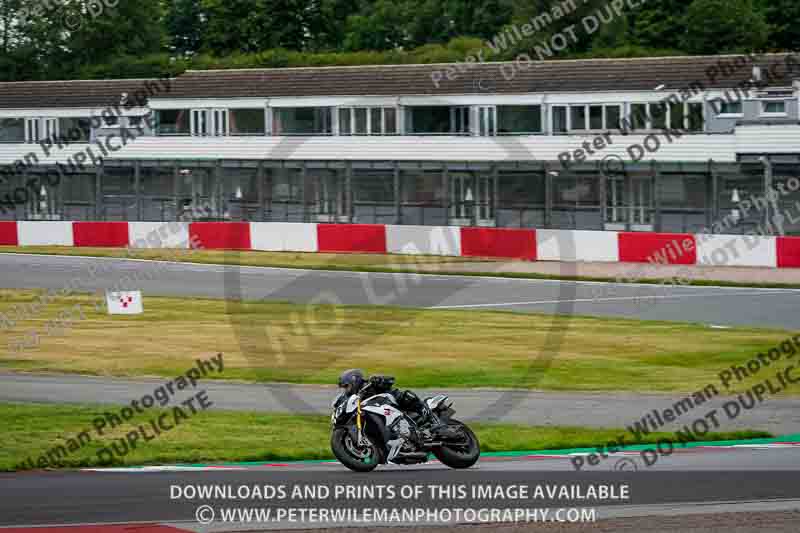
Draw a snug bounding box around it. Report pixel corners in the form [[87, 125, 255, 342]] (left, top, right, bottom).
[[52, 0, 166, 77], [629, 0, 693, 51], [165, 0, 206, 56], [682, 0, 768, 54], [201, 0, 311, 54], [759, 0, 800, 51]]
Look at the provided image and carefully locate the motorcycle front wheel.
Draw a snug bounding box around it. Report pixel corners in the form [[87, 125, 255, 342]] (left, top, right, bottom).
[[432, 420, 480, 469], [331, 427, 381, 472]]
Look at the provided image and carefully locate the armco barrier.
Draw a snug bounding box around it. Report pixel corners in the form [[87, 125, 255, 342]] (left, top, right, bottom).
[[129, 222, 191, 249], [73, 222, 129, 248], [537, 229, 619, 262], [777, 237, 800, 268], [318, 224, 387, 253], [386, 225, 461, 256], [189, 222, 251, 250], [0, 221, 18, 245], [250, 222, 318, 252], [17, 221, 73, 246], [697, 234, 777, 268], [618, 232, 696, 265], [460, 227, 537, 260]]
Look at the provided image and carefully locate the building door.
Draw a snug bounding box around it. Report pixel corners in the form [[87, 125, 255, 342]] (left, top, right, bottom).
[[605, 175, 654, 230], [311, 170, 345, 222], [450, 172, 495, 226], [630, 177, 654, 229]]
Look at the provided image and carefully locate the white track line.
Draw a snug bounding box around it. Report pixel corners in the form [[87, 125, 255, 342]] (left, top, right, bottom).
[[429, 290, 793, 309]]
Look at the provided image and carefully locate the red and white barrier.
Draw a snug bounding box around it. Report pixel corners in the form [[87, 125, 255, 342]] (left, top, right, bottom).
[[17, 221, 73, 246], [129, 222, 191, 249], [0, 221, 18, 246], [318, 224, 386, 254], [386, 225, 461, 256], [73, 222, 130, 248], [250, 222, 318, 252], [536, 230, 619, 262], [777, 237, 800, 268], [696, 234, 777, 268], [2, 221, 800, 269], [461, 227, 537, 260]]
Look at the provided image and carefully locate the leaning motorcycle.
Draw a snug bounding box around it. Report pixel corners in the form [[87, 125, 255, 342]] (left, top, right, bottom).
[[330, 375, 480, 472]]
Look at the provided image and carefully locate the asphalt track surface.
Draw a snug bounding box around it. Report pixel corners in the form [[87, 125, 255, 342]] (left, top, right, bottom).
[[3, 372, 800, 434], [1, 448, 800, 530], [1, 253, 799, 328]]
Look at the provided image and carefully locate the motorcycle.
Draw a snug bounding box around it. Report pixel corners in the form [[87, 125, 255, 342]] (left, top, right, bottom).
[[329, 375, 480, 472]]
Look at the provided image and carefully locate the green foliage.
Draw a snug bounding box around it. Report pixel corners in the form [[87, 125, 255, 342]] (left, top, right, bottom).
[[0, 0, 794, 81], [758, 0, 800, 52], [682, 0, 769, 54]]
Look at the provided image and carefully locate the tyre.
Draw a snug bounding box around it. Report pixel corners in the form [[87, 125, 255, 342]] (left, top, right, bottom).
[[432, 420, 480, 469], [331, 427, 381, 472]]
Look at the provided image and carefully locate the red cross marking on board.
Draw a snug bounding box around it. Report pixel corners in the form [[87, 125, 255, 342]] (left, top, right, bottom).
[[119, 296, 134, 309]]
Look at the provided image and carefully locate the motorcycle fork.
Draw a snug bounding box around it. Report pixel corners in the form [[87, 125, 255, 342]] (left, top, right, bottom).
[[356, 398, 366, 445]]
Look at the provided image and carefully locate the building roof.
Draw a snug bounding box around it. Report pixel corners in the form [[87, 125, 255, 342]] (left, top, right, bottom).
[[0, 78, 167, 110], [0, 54, 796, 110], [165, 53, 799, 99]]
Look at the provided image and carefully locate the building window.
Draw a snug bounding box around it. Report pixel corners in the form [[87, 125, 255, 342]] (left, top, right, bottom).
[[630, 104, 649, 130], [58, 118, 91, 142], [553, 104, 622, 133], [339, 107, 398, 135], [0, 118, 25, 143], [669, 102, 686, 130], [762, 101, 787, 116], [650, 103, 668, 129], [230, 108, 265, 135], [273, 107, 332, 135], [407, 106, 468, 135], [497, 105, 543, 134], [156, 109, 190, 136], [478, 106, 495, 136], [570, 106, 587, 131], [687, 103, 704, 132], [624, 102, 704, 132], [191, 109, 229, 136], [605, 106, 621, 130], [552, 106, 568, 134], [715, 101, 743, 116]]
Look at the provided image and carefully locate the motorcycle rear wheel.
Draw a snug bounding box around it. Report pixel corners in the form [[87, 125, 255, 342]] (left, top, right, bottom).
[[432, 420, 480, 469], [331, 427, 381, 472]]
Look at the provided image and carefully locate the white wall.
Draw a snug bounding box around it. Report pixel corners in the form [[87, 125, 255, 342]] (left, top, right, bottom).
[[128, 222, 190, 249], [537, 229, 619, 262], [696, 234, 777, 268], [250, 222, 318, 252], [17, 221, 73, 246]]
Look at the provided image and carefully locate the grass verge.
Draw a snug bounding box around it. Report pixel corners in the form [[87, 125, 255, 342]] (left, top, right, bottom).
[[0, 402, 772, 471], [1, 289, 797, 394], [2, 246, 799, 289]]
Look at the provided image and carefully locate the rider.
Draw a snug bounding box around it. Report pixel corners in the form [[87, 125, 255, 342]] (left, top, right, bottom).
[[337, 369, 434, 426]]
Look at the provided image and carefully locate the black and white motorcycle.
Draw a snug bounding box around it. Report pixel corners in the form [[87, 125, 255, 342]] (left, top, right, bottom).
[[330, 375, 480, 472]]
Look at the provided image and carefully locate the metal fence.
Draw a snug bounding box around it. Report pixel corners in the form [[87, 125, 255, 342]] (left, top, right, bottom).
[[1, 159, 798, 235]]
